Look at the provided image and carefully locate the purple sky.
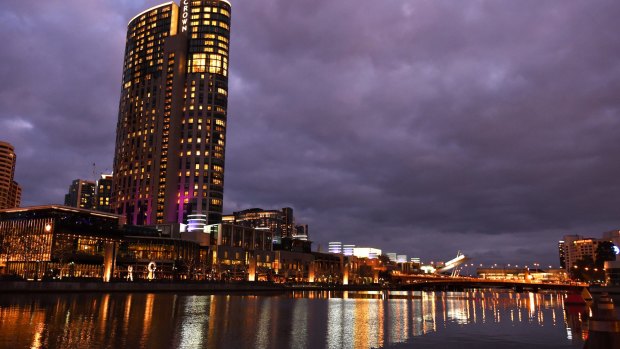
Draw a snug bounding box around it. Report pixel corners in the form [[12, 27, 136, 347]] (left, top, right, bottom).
[[1, 0, 620, 266]]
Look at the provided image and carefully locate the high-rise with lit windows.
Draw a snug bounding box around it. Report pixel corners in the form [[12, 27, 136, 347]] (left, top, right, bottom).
[[112, 1, 231, 226], [64, 179, 96, 210], [0, 141, 21, 209]]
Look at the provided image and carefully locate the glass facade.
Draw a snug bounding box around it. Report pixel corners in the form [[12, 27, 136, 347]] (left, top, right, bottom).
[[0, 206, 124, 279]]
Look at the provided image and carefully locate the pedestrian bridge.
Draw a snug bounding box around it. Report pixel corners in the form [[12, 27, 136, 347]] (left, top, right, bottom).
[[392, 275, 585, 292]]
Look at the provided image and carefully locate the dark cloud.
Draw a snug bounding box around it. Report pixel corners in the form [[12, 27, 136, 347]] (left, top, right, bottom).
[[1, 0, 619, 266]]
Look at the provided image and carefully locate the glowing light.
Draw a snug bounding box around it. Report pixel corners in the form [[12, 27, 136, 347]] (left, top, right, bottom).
[[613, 245, 620, 255], [187, 214, 207, 233]]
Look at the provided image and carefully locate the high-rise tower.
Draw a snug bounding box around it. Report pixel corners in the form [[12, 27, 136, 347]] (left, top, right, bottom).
[[112, 1, 231, 226], [0, 141, 21, 210]]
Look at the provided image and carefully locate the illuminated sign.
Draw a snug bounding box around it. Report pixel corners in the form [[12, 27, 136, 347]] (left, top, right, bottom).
[[181, 0, 190, 32], [613, 245, 620, 255]]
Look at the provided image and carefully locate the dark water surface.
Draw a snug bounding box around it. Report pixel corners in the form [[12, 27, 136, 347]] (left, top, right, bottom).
[[0, 290, 593, 348]]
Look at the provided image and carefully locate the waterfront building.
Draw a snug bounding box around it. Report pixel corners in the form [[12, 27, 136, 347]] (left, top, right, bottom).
[[0, 205, 208, 281], [0, 141, 21, 210], [64, 179, 96, 210], [477, 267, 568, 282], [0, 205, 125, 280], [386, 253, 397, 262], [96, 174, 113, 212], [203, 223, 274, 280], [0, 206, 355, 284], [112, 0, 232, 226]]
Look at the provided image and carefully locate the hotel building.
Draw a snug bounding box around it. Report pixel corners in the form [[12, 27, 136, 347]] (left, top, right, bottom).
[[0, 141, 21, 210], [112, 0, 232, 227]]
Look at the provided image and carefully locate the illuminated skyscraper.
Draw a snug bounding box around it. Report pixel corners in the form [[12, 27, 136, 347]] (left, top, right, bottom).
[[112, 1, 231, 226], [0, 141, 21, 209]]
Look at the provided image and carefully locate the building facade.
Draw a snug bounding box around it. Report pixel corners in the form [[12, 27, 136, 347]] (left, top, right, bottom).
[[0, 205, 126, 280], [96, 174, 113, 212], [64, 179, 96, 210], [223, 207, 298, 243], [112, 0, 232, 226], [0, 141, 21, 210]]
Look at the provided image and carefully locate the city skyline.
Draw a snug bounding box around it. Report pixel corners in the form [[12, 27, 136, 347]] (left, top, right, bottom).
[[2, 0, 620, 265]]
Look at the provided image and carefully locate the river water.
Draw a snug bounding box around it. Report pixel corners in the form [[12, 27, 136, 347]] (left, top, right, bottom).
[[0, 290, 599, 348]]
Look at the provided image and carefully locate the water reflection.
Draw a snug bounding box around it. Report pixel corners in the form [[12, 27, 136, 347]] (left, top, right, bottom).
[[0, 290, 603, 349]]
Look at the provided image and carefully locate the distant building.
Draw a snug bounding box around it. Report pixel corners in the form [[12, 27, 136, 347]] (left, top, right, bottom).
[[343, 244, 355, 256], [224, 207, 306, 243], [328, 242, 342, 254], [0, 141, 21, 209], [96, 174, 113, 212], [353, 247, 382, 259], [559, 233, 619, 271], [292, 224, 309, 241], [64, 179, 96, 210], [386, 253, 397, 262], [558, 240, 566, 269]]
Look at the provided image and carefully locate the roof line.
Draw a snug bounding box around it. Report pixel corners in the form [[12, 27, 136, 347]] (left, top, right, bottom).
[[128, 2, 175, 26]]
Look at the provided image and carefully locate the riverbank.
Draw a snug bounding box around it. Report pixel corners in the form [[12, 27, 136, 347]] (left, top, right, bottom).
[[0, 280, 389, 293], [0, 279, 587, 294]]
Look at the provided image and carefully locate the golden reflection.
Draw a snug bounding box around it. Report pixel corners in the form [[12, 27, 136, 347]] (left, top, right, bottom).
[[255, 298, 271, 349], [0, 290, 596, 349], [177, 296, 209, 348], [326, 298, 343, 349], [290, 299, 308, 349], [141, 294, 155, 347], [123, 294, 132, 333], [30, 322, 44, 349]]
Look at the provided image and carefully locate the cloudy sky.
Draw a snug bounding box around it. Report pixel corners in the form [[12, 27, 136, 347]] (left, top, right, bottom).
[[1, 0, 619, 266]]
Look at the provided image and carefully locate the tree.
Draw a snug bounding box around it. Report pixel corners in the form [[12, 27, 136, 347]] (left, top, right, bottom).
[[595, 241, 616, 267], [570, 256, 605, 283]]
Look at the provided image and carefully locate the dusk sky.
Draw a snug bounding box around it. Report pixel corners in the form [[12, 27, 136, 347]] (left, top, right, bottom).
[[1, 0, 620, 266]]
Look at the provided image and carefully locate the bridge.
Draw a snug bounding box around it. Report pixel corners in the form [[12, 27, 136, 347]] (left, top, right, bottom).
[[392, 275, 586, 292]]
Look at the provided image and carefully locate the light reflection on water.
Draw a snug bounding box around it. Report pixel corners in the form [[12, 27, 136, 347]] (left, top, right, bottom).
[[0, 290, 594, 349]]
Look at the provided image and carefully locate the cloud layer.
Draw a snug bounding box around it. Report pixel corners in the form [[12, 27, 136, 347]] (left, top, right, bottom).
[[2, 0, 620, 265]]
